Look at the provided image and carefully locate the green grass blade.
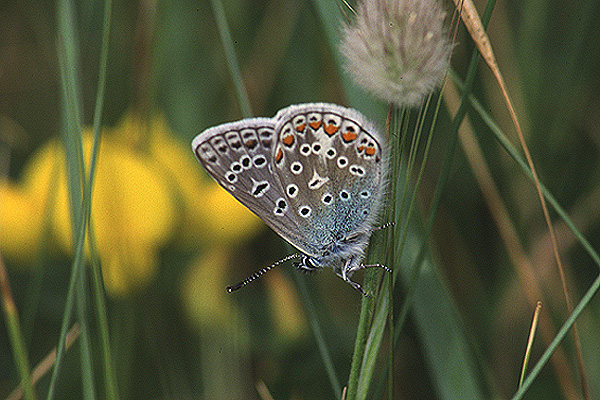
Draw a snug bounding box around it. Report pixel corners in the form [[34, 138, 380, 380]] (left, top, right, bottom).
[[209, 0, 252, 118], [512, 275, 600, 399], [292, 272, 343, 399], [87, 0, 120, 399]]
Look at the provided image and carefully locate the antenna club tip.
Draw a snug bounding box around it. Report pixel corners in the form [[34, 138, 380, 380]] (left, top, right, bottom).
[[226, 284, 243, 293]]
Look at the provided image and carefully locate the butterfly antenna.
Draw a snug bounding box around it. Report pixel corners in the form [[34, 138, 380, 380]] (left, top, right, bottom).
[[372, 221, 395, 232], [226, 253, 303, 293]]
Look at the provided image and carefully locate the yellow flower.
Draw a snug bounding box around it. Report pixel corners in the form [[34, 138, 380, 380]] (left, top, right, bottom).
[[112, 112, 262, 246], [0, 181, 49, 264], [0, 109, 264, 299], [182, 248, 246, 334], [22, 132, 177, 296]]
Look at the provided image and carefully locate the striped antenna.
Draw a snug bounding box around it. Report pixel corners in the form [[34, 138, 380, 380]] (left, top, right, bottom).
[[226, 253, 303, 293]]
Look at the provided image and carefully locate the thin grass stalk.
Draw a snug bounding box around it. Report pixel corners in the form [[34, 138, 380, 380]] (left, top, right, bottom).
[[512, 273, 600, 399], [76, 276, 95, 400], [394, 93, 437, 285], [87, 0, 120, 398], [0, 253, 36, 400], [345, 286, 376, 399], [461, 79, 600, 270], [291, 273, 343, 399], [209, 0, 252, 119], [519, 302, 542, 388], [355, 288, 389, 400], [47, 0, 86, 397]]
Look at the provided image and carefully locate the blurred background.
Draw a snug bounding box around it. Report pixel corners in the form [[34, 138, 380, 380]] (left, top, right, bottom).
[[1, 0, 600, 399]]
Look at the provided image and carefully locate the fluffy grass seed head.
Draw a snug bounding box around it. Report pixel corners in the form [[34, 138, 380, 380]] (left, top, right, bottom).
[[340, 0, 452, 107]]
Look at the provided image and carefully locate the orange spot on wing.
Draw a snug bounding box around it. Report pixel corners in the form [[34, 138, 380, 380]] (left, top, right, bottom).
[[282, 134, 295, 146], [342, 131, 358, 143], [365, 147, 376, 156], [309, 121, 322, 130], [324, 124, 339, 136], [295, 123, 306, 132], [275, 148, 283, 163]]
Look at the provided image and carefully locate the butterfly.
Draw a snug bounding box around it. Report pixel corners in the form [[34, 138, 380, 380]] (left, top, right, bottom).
[[192, 103, 389, 295]]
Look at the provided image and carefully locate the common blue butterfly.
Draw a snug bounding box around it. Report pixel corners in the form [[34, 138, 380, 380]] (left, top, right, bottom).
[[192, 103, 389, 295]]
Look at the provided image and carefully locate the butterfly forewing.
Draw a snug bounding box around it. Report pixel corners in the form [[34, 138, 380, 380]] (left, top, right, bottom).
[[193, 118, 306, 247]]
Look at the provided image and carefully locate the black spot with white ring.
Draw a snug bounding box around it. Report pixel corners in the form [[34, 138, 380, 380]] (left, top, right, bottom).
[[312, 142, 322, 154], [286, 184, 299, 198], [339, 190, 351, 201], [253, 154, 267, 168], [300, 144, 312, 156], [299, 205, 312, 218], [240, 155, 252, 169], [225, 171, 238, 183], [359, 190, 371, 199], [337, 156, 348, 168], [290, 161, 303, 175], [230, 161, 243, 173], [321, 193, 334, 205], [326, 148, 337, 159]]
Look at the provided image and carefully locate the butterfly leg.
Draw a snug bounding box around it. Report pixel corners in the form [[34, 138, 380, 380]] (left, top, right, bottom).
[[337, 259, 393, 297], [337, 258, 373, 297], [338, 273, 370, 297], [348, 263, 392, 274]]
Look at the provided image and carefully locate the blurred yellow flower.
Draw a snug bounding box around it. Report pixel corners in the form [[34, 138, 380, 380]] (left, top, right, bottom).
[[113, 112, 262, 246], [0, 180, 49, 264], [0, 109, 296, 311], [182, 248, 245, 333], [12, 131, 177, 297], [265, 271, 307, 342]]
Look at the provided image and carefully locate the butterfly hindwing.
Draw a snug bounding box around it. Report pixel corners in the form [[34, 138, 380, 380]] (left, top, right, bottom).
[[272, 104, 387, 257]]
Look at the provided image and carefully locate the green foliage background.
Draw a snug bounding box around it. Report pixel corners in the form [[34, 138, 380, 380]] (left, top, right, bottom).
[[1, 0, 600, 399]]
